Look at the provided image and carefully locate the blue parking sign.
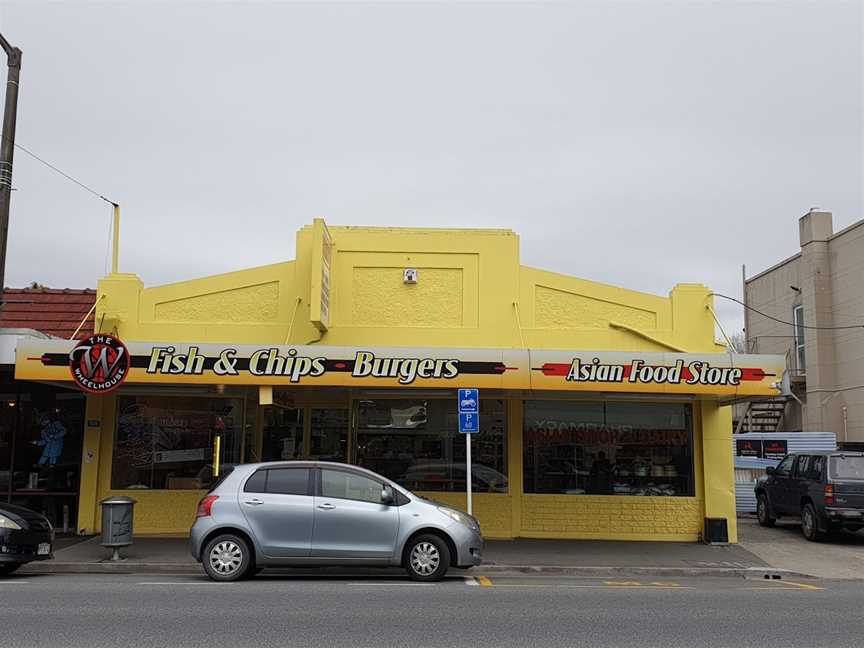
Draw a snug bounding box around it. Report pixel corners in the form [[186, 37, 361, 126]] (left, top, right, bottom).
[[458, 388, 479, 414], [459, 412, 479, 434]]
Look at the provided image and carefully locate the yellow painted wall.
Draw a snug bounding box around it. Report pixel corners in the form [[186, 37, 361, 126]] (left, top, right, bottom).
[[79, 220, 735, 541]]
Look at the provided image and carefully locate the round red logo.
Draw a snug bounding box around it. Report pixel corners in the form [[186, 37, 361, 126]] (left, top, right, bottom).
[[68, 335, 131, 394]]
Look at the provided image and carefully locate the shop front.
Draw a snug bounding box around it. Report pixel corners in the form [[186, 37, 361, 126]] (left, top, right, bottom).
[[14, 220, 784, 542]]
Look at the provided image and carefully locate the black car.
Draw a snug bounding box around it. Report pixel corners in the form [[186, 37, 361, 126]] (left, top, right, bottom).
[[0, 502, 54, 575], [755, 452, 864, 541]]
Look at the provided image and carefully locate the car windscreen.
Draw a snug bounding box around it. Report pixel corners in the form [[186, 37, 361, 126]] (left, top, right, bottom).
[[830, 456, 864, 480]]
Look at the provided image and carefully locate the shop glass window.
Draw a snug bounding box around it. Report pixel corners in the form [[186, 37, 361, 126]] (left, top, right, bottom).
[[321, 469, 383, 504], [266, 468, 309, 495], [309, 408, 348, 461], [523, 400, 694, 497], [262, 407, 303, 462], [3, 386, 85, 528], [112, 395, 243, 490], [0, 391, 14, 499], [355, 398, 507, 493]]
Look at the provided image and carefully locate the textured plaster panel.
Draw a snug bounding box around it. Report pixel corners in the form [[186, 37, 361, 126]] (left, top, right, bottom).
[[521, 496, 703, 539], [153, 282, 279, 323], [351, 268, 463, 327], [535, 286, 657, 329], [99, 490, 202, 534]]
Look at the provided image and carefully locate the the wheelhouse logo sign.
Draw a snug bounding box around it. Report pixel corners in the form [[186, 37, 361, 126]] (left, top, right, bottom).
[[69, 335, 131, 394]]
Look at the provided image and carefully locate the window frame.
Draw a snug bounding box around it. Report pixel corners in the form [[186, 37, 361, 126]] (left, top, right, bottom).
[[243, 467, 314, 496], [521, 398, 696, 498], [351, 393, 508, 494], [792, 305, 806, 375], [315, 466, 387, 505], [111, 391, 246, 491], [774, 454, 795, 477]]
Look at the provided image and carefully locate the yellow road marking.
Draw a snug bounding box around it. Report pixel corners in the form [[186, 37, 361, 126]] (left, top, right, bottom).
[[604, 580, 642, 587], [475, 583, 692, 590], [746, 580, 824, 592], [476, 576, 493, 588]]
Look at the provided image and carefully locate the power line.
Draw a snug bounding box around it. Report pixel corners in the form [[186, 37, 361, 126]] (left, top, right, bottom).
[[712, 293, 864, 331], [3, 136, 117, 206]]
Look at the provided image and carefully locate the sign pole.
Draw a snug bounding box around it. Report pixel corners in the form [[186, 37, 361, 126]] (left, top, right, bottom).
[[457, 388, 479, 517], [466, 430, 472, 516]]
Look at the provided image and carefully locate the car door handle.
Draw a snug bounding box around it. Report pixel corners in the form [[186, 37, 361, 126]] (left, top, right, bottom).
[[317, 503, 336, 510], [244, 499, 264, 506]]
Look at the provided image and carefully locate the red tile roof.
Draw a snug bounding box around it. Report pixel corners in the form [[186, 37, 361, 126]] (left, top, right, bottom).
[[0, 287, 97, 340]]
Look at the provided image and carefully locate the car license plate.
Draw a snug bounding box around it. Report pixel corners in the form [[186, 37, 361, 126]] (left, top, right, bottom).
[[37, 543, 51, 555]]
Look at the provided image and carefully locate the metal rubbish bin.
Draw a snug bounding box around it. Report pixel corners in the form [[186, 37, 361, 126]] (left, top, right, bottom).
[[100, 496, 136, 561]]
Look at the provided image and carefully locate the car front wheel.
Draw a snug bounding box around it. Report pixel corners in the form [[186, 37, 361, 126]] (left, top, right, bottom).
[[405, 534, 450, 582], [202, 534, 252, 582], [0, 563, 22, 576], [801, 503, 825, 542], [756, 494, 775, 527]]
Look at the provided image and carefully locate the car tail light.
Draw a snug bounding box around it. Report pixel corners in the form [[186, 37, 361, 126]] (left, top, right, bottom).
[[197, 495, 218, 517], [824, 484, 834, 506]]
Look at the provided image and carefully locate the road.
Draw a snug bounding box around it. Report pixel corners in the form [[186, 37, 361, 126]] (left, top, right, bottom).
[[2, 571, 862, 648]]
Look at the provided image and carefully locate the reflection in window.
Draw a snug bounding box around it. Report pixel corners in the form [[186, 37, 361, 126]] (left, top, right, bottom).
[[310, 408, 348, 461], [262, 407, 303, 461], [321, 469, 383, 504], [523, 401, 694, 497], [112, 395, 243, 490], [355, 398, 507, 493]]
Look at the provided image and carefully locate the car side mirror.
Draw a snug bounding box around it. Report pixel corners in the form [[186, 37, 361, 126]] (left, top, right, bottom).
[[381, 485, 395, 505], [765, 467, 776, 476]]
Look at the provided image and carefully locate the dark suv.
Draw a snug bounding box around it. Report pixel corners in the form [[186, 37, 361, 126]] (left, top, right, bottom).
[[755, 452, 864, 541]]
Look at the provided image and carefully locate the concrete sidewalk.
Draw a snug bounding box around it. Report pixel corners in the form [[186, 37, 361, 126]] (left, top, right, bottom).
[[22, 532, 789, 579]]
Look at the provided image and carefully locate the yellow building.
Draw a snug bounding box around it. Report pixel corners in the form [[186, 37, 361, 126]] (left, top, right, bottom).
[[16, 220, 784, 542]]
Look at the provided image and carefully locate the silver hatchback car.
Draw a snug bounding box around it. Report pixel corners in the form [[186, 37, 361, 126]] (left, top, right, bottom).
[[190, 461, 484, 582]]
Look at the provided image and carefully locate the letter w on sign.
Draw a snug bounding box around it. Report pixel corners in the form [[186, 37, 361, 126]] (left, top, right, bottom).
[[79, 345, 125, 380]]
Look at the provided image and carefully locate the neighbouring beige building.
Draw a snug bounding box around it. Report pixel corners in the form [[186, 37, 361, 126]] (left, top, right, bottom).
[[743, 209, 864, 447]]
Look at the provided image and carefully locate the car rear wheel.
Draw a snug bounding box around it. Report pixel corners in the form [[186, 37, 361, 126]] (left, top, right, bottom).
[[801, 503, 824, 542], [202, 534, 251, 582], [756, 494, 775, 527], [0, 563, 22, 576], [405, 535, 450, 582]]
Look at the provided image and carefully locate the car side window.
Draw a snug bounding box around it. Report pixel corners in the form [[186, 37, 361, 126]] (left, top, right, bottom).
[[808, 456, 825, 481], [267, 468, 310, 496], [244, 470, 268, 493], [795, 455, 811, 479], [320, 469, 384, 504], [774, 455, 794, 477]]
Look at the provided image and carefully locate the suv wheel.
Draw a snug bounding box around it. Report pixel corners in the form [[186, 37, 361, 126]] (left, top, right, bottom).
[[801, 503, 824, 542], [756, 494, 775, 527], [405, 534, 450, 582], [202, 534, 251, 582], [0, 563, 22, 576]]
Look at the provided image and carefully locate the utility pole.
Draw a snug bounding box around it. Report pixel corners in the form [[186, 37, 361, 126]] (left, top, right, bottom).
[[0, 32, 21, 293]]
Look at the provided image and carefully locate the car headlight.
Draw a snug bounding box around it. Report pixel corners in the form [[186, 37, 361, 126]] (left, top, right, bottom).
[[438, 507, 479, 531], [0, 514, 21, 530]]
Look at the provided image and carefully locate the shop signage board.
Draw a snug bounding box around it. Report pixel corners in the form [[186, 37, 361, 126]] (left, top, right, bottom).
[[309, 218, 333, 332], [763, 439, 788, 461], [457, 388, 479, 515], [736, 439, 763, 458], [15, 338, 786, 399]]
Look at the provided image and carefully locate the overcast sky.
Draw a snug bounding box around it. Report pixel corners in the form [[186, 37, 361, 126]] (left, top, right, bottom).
[[1, 1, 861, 336]]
